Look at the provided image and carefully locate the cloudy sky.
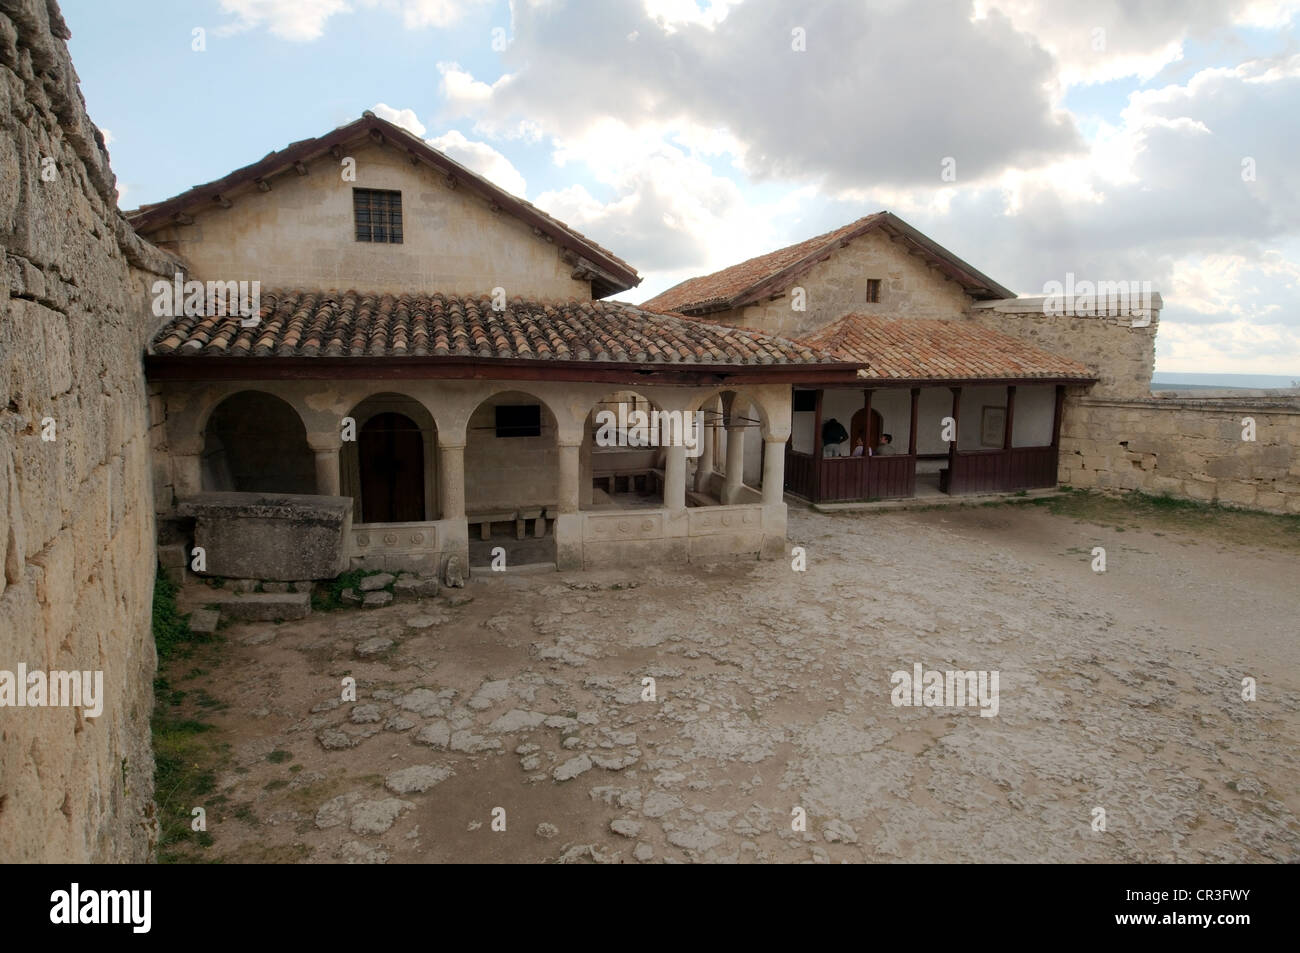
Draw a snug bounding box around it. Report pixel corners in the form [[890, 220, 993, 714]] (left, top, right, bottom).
[[63, 0, 1300, 376]]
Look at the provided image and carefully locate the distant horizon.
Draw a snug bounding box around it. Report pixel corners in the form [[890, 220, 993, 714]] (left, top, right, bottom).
[[1150, 371, 1298, 387]]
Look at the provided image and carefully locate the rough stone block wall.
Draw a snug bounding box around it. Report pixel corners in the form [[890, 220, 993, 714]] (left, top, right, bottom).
[[713, 229, 975, 339], [1060, 394, 1300, 514], [0, 0, 173, 861], [969, 307, 1158, 399]]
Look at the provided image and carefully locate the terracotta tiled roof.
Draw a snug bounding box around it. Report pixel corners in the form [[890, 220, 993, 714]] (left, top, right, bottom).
[[642, 212, 1014, 313], [149, 290, 845, 366], [798, 314, 1095, 382]]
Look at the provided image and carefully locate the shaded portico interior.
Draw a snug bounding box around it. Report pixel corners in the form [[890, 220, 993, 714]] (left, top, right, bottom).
[[786, 314, 1096, 502]]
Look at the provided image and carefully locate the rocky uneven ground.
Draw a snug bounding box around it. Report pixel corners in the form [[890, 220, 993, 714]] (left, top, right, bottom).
[[169, 502, 1299, 863]]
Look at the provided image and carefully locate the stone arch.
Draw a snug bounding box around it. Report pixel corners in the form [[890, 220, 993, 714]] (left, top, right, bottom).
[[201, 390, 315, 493], [463, 389, 560, 513], [340, 393, 438, 523], [582, 389, 667, 508]]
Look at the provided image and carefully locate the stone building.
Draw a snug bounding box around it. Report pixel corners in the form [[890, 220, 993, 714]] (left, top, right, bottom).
[[134, 113, 861, 579], [644, 213, 1162, 502]]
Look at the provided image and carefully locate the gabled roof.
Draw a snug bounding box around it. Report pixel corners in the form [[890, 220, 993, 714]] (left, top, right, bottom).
[[148, 289, 850, 369], [798, 314, 1095, 383], [125, 113, 640, 299], [642, 211, 1015, 313]]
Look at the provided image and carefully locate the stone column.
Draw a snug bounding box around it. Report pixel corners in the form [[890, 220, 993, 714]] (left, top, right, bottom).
[[173, 452, 203, 499], [664, 443, 686, 509], [438, 443, 465, 520], [558, 442, 581, 514], [722, 418, 745, 504], [762, 436, 785, 505], [694, 404, 715, 493], [307, 434, 343, 496]]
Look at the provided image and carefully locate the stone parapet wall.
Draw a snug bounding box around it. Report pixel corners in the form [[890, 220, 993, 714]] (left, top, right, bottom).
[[1060, 393, 1300, 514], [1, 0, 171, 862], [969, 297, 1159, 399]]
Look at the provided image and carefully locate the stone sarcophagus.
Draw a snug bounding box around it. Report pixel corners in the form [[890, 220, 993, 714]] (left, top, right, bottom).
[[178, 492, 353, 581]]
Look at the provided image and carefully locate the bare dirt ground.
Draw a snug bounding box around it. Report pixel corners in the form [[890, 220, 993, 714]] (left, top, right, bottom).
[[162, 496, 1300, 863]]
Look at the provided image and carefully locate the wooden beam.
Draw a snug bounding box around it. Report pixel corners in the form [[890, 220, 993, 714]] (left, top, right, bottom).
[[142, 355, 864, 387], [369, 129, 385, 147], [293, 160, 308, 176], [1051, 384, 1066, 448], [444, 172, 458, 190], [812, 389, 825, 502], [330, 144, 342, 160], [862, 388, 872, 454], [407, 149, 420, 166], [254, 177, 271, 193], [948, 386, 962, 474], [1003, 385, 1016, 451], [171, 212, 194, 225], [908, 387, 919, 455], [212, 194, 232, 209]]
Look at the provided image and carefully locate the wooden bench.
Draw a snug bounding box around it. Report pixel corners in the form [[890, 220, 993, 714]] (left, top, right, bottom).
[[467, 510, 517, 541]]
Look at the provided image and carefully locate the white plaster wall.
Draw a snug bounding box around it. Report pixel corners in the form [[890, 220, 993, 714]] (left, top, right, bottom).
[[1011, 384, 1055, 447]]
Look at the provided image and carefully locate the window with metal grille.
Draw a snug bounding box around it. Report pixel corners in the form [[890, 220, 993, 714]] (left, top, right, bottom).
[[353, 188, 403, 243], [866, 278, 881, 303]]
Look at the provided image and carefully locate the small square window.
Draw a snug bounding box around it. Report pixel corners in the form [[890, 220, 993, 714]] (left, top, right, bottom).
[[354, 188, 403, 243], [866, 278, 881, 303], [495, 404, 541, 438]]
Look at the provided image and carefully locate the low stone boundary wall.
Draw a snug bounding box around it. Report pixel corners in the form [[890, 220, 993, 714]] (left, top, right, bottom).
[[1059, 394, 1300, 514]]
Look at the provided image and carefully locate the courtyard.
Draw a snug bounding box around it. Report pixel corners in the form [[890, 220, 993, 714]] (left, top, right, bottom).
[[157, 493, 1300, 863]]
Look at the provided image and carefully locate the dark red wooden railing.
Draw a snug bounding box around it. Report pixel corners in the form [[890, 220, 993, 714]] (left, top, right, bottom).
[[946, 446, 1058, 495], [785, 450, 916, 501]]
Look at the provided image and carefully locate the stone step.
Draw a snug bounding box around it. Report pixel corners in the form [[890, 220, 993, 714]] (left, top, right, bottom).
[[204, 591, 312, 622]]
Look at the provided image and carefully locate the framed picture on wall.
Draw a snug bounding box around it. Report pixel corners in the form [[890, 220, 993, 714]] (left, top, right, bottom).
[[980, 406, 1006, 448]]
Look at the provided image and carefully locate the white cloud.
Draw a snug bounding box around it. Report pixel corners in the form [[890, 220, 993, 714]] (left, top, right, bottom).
[[360, 0, 493, 29], [426, 129, 528, 197], [372, 103, 427, 137], [218, 0, 350, 41], [218, 0, 490, 41]]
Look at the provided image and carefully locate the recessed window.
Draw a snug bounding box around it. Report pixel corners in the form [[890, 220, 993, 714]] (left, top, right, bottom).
[[866, 278, 881, 303], [353, 188, 403, 243], [495, 404, 541, 438]]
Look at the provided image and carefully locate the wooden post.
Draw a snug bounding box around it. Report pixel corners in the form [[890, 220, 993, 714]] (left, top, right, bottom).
[[862, 389, 872, 454], [1051, 384, 1066, 448], [908, 388, 919, 455], [812, 389, 825, 501], [1003, 385, 1016, 451], [947, 386, 961, 493]]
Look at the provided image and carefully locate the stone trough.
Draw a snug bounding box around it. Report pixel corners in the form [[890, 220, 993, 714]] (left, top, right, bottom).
[[178, 492, 353, 581]]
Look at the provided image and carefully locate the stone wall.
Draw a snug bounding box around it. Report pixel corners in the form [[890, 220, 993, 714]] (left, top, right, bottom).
[[1060, 392, 1300, 514], [0, 0, 172, 862], [970, 296, 1160, 399], [141, 140, 592, 302], [706, 228, 975, 339]]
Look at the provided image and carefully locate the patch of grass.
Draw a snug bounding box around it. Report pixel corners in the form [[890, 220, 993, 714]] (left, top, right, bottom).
[[233, 805, 260, 826], [266, 749, 293, 764], [151, 570, 232, 863], [264, 779, 289, 792], [312, 568, 395, 611], [153, 572, 201, 664], [1024, 488, 1300, 551]]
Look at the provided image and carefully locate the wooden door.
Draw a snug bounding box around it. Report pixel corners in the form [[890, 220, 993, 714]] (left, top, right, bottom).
[[850, 408, 882, 454], [359, 413, 425, 522]]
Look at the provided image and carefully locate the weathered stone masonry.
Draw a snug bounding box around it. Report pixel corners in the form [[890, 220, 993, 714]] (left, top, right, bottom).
[[1, 0, 173, 862]]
